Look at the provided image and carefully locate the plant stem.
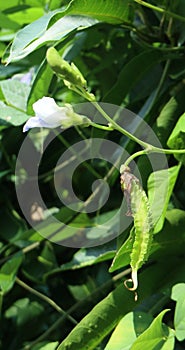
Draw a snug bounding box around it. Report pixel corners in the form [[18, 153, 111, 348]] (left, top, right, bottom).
[[122, 150, 148, 169], [121, 147, 185, 170], [92, 101, 149, 148], [133, 0, 185, 23], [90, 121, 114, 131], [92, 101, 185, 158], [15, 277, 77, 325]]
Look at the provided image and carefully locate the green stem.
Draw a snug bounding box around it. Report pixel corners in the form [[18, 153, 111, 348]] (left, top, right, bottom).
[[121, 147, 185, 171], [90, 121, 114, 131], [92, 101, 185, 159], [92, 101, 149, 148], [122, 150, 148, 170], [66, 86, 185, 165], [133, 0, 185, 23], [15, 277, 77, 326]]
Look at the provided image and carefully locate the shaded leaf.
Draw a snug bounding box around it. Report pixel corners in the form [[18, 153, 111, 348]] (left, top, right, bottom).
[[61, 241, 116, 271], [154, 85, 185, 147], [104, 50, 167, 104], [0, 253, 23, 293]]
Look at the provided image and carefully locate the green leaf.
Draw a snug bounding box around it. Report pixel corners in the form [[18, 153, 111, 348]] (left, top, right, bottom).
[[0, 253, 23, 293], [65, 0, 133, 24], [6, 0, 133, 64], [57, 260, 179, 350], [105, 311, 153, 350], [0, 105, 29, 126], [61, 242, 116, 271], [5, 297, 44, 327], [8, 7, 44, 25], [130, 310, 174, 350], [147, 165, 181, 233], [109, 230, 134, 273], [0, 79, 30, 111], [171, 283, 185, 341], [38, 241, 58, 269], [4, 10, 58, 63], [6, 13, 97, 63], [151, 209, 185, 259], [167, 112, 185, 164], [32, 342, 59, 350], [0, 11, 20, 30], [154, 85, 185, 147], [27, 60, 53, 114], [104, 50, 167, 104]]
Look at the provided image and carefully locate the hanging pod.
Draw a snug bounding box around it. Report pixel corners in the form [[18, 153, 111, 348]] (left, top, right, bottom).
[[120, 166, 154, 297]]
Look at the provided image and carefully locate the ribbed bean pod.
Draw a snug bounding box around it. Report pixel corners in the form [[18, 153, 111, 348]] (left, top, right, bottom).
[[120, 166, 153, 293]]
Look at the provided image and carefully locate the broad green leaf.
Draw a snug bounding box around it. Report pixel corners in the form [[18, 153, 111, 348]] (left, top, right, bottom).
[[0, 11, 20, 30], [109, 230, 134, 273], [57, 260, 179, 350], [0, 253, 23, 293], [65, 0, 133, 24], [5, 297, 44, 327], [32, 342, 59, 350], [6, 13, 97, 63], [105, 312, 153, 350], [147, 165, 181, 233], [0, 79, 30, 111], [8, 8, 44, 25], [0, 0, 45, 11], [154, 85, 185, 146], [61, 242, 116, 271], [27, 60, 53, 114], [0, 209, 27, 242], [4, 9, 60, 64], [167, 112, 185, 164], [30, 208, 123, 247], [130, 310, 174, 350], [0, 104, 28, 126], [6, 0, 133, 63], [171, 283, 185, 341], [104, 50, 167, 104]]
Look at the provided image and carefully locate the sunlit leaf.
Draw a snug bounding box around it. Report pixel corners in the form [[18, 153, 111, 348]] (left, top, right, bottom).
[[147, 165, 181, 233], [105, 312, 153, 350], [130, 310, 174, 350], [171, 283, 185, 341]]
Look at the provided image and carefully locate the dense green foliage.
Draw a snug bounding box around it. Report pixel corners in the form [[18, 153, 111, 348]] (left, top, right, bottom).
[[1, 0, 185, 349]]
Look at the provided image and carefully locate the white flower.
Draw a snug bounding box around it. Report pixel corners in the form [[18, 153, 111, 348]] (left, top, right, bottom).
[[23, 97, 90, 132]]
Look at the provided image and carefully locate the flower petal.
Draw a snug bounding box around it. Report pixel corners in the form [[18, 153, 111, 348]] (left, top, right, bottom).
[[23, 116, 53, 132], [33, 97, 67, 125]]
